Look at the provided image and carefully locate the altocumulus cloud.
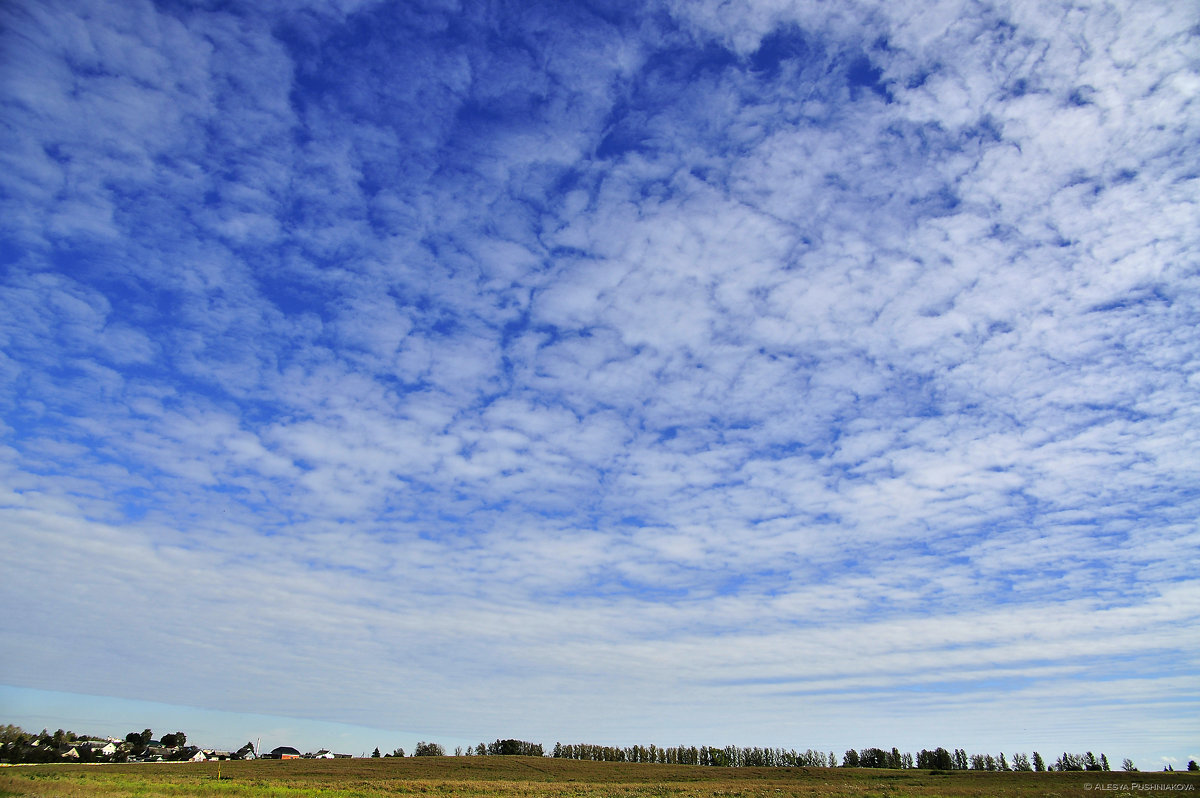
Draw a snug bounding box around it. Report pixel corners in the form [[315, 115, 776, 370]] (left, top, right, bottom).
[[1, 0, 1198, 760]]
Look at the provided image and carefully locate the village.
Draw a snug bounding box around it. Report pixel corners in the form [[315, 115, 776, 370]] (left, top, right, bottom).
[[0, 726, 350, 764]]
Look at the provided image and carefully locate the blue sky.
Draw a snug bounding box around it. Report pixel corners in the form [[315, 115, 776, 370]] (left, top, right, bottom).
[[1, 0, 1198, 768]]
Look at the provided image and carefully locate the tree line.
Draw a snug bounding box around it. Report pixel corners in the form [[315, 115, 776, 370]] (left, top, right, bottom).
[[910, 747, 1122, 772], [549, 742, 1178, 773], [373, 739, 545, 759], [552, 742, 832, 767], [466, 739, 545, 757]]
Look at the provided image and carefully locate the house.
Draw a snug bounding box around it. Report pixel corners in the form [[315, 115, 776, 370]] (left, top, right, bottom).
[[80, 741, 118, 757], [263, 746, 301, 760], [144, 745, 171, 761], [309, 749, 335, 759], [203, 750, 233, 760]]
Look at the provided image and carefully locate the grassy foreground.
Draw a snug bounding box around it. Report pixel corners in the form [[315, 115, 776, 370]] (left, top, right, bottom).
[[2, 756, 1197, 797]]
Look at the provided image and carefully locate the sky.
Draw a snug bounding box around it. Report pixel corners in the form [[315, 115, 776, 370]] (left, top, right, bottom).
[[1, 0, 1198, 769]]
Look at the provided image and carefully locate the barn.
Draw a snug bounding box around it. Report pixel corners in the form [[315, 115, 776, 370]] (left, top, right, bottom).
[[264, 746, 301, 760]]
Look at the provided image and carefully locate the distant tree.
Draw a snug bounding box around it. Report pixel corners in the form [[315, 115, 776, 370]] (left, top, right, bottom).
[[999, 753, 1009, 771], [954, 749, 968, 770], [970, 754, 986, 770], [1032, 752, 1046, 772], [917, 747, 954, 770], [476, 743, 487, 756], [1101, 754, 1110, 771], [392, 748, 405, 757], [161, 732, 186, 748], [484, 739, 542, 757], [1055, 753, 1085, 771], [1188, 760, 1197, 772], [125, 730, 153, 755], [414, 742, 445, 757], [859, 748, 888, 768], [372, 747, 381, 758], [1122, 758, 1137, 772], [455, 746, 463, 756], [1013, 752, 1031, 771], [0, 725, 26, 745], [843, 749, 860, 767], [829, 752, 836, 767]]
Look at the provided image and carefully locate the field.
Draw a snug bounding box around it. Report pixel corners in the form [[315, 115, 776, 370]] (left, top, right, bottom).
[[2, 756, 1197, 798]]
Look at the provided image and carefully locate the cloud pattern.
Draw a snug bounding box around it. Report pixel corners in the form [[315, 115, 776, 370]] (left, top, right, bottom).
[[1, 0, 1198, 758]]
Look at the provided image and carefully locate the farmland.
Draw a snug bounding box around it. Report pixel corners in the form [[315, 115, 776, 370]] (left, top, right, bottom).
[[2, 756, 1196, 798]]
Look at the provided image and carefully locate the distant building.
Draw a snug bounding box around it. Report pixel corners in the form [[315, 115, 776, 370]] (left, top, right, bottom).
[[77, 741, 118, 757], [144, 746, 170, 761], [263, 746, 301, 760]]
